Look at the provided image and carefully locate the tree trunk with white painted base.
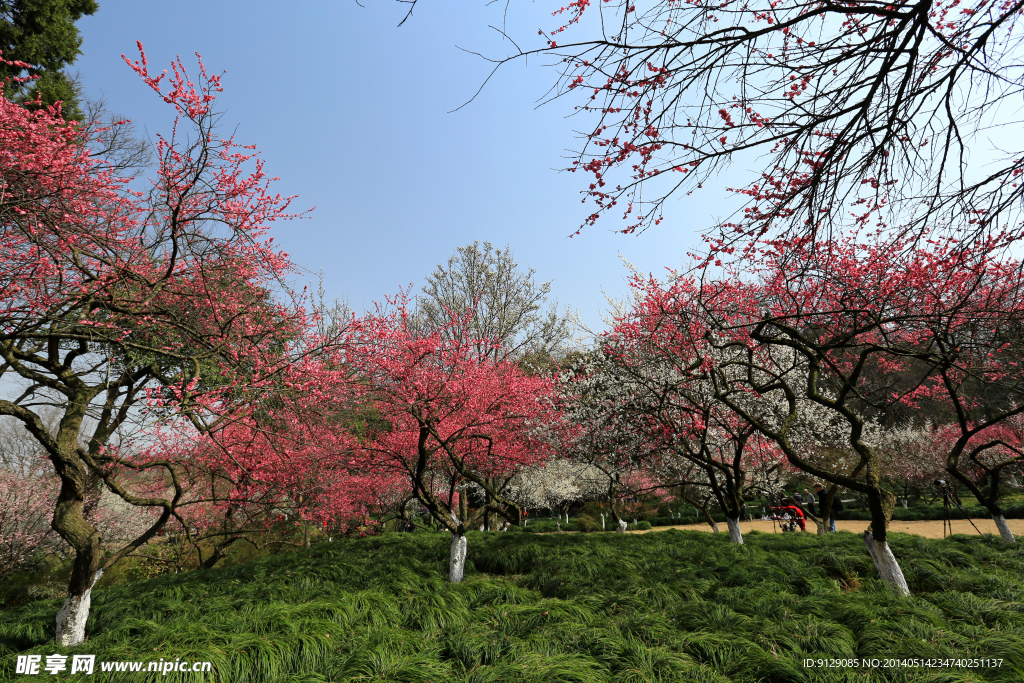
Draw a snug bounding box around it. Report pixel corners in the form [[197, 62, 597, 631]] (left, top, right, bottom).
[[725, 517, 743, 544], [50, 409, 108, 648], [449, 532, 468, 583], [56, 569, 103, 647], [863, 531, 910, 596], [993, 515, 1016, 543]]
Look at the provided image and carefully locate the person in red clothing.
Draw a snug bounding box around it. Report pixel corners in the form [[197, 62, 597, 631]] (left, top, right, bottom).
[[774, 502, 806, 531]]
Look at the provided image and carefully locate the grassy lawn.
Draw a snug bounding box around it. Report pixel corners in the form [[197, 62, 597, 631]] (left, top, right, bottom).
[[2, 530, 1023, 682]]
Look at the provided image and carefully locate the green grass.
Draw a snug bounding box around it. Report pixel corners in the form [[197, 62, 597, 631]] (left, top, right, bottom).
[[2, 531, 1023, 682]]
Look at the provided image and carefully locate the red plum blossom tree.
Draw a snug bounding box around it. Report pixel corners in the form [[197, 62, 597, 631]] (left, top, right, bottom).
[[341, 296, 560, 582], [0, 46, 325, 645]]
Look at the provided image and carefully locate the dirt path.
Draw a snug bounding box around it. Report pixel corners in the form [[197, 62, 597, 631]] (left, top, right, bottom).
[[631, 517, 1024, 539]]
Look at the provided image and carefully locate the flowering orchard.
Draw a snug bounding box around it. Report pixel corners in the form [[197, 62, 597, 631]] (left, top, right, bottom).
[[694, 231, 1024, 591], [6, 2, 1024, 645], [0, 468, 60, 581], [602, 271, 801, 544]]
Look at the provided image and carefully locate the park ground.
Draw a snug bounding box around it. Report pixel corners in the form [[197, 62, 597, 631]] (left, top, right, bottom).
[[632, 518, 1024, 539]]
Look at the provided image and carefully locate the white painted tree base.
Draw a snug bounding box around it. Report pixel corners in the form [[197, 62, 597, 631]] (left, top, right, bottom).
[[726, 518, 744, 544], [863, 532, 910, 595], [449, 533, 468, 583], [994, 515, 1016, 543], [55, 570, 103, 647]]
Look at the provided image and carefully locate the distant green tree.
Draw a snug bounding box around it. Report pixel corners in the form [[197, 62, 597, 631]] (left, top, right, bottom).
[[0, 0, 98, 119]]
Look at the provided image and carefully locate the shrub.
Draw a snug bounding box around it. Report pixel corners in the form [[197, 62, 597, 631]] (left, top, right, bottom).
[[635, 503, 661, 522], [575, 515, 603, 533], [525, 519, 560, 533], [839, 502, 1024, 522], [636, 521, 652, 530]]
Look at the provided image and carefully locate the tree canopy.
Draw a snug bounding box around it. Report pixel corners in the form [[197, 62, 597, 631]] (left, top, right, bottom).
[[0, 0, 98, 119], [420, 241, 575, 364]]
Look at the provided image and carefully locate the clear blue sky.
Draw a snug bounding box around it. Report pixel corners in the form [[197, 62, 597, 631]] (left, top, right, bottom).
[[73, 1, 721, 335]]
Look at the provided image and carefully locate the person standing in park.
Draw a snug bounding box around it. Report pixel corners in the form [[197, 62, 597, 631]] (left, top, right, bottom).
[[814, 483, 843, 532], [803, 488, 817, 516]]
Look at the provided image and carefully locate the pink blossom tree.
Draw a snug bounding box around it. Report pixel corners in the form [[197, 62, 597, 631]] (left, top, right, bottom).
[[341, 296, 560, 582], [694, 230, 1024, 590], [0, 468, 61, 582], [0, 46, 327, 645], [930, 420, 1024, 542]]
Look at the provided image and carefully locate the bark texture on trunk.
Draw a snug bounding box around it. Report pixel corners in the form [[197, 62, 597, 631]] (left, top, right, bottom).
[[699, 507, 718, 531], [448, 533, 468, 583], [458, 495, 468, 525], [863, 531, 910, 596], [725, 517, 744, 544], [993, 515, 1016, 543], [55, 569, 103, 647], [50, 414, 105, 648]]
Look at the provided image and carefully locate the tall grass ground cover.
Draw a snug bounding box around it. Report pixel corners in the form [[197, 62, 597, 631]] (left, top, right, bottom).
[[2, 531, 1022, 682]]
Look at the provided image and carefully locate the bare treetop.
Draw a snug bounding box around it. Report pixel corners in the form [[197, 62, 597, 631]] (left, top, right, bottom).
[[419, 241, 576, 363]]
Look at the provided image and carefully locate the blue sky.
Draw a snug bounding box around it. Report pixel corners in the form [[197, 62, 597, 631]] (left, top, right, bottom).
[[73, 1, 721, 335]]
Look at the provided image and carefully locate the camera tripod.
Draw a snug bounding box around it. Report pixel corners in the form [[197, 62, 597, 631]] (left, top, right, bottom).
[[935, 480, 983, 538]]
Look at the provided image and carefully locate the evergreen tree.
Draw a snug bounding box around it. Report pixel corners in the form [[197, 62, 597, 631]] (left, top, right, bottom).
[[0, 0, 98, 119]]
